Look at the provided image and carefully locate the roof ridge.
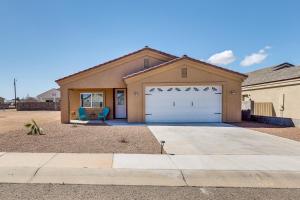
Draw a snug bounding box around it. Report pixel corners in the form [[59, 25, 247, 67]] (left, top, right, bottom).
[[56, 47, 177, 83], [183, 56, 247, 78], [124, 55, 247, 79], [123, 57, 182, 79]]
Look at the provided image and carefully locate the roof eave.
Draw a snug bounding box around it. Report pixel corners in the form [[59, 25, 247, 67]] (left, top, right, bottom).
[[55, 47, 178, 84], [124, 56, 247, 80]]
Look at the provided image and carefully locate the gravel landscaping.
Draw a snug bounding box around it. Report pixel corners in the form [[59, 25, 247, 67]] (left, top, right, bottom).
[[0, 121, 162, 153], [231, 121, 300, 142]]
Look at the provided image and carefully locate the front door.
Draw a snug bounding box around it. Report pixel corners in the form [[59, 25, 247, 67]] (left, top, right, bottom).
[[115, 89, 127, 118]]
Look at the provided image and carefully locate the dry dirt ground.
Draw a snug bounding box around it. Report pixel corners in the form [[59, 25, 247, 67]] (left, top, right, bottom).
[[0, 184, 299, 200], [0, 109, 60, 134], [0, 110, 161, 153], [231, 121, 300, 142]]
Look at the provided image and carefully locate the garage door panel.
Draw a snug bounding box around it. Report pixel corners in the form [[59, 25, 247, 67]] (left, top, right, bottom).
[[145, 86, 222, 123]]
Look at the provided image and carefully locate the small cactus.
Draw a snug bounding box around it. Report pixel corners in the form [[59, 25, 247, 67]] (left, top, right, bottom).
[[24, 119, 45, 135]]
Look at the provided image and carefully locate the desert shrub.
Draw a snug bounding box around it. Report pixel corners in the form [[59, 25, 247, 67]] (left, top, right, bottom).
[[24, 119, 44, 135]]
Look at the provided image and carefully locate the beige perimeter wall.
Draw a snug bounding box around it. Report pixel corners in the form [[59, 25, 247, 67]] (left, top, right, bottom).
[[125, 59, 244, 123], [242, 83, 300, 119]]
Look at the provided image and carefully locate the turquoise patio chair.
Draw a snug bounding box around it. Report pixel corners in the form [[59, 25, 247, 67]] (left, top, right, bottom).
[[98, 107, 110, 121], [78, 107, 88, 121]]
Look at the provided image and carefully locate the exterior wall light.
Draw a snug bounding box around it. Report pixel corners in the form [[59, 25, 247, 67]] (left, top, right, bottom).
[[230, 90, 237, 95], [160, 140, 165, 154]]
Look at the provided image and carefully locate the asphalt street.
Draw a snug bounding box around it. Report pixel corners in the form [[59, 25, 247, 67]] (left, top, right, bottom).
[[0, 184, 299, 200]]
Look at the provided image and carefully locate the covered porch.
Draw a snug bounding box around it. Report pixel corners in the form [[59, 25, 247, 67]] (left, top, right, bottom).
[[68, 88, 127, 122]]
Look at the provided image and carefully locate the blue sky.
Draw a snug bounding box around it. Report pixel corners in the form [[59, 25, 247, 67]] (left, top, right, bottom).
[[0, 0, 299, 99]]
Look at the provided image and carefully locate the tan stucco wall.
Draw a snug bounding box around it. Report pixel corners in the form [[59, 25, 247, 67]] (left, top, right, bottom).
[[242, 82, 300, 119], [125, 59, 244, 123], [58, 51, 172, 123]]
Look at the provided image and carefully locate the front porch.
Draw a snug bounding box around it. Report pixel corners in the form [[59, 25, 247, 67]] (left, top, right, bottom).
[[70, 119, 145, 126], [68, 88, 127, 122]]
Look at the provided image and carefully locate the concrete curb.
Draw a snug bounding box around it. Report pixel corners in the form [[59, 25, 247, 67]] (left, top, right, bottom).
[[0, 152, 300, 188]]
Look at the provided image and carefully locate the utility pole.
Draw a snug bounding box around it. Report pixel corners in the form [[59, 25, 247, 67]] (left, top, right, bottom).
[[14, 78, 17, 108]]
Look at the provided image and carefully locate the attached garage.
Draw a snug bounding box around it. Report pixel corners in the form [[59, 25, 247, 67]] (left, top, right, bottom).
[[145, 86, 222, 122], [124, 55, 247, 123]]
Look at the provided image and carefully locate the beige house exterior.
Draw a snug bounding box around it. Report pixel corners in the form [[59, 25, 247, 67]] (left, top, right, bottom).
[[242, 63, 300, 120], [56, 47, 246, 123], [37, 88, 60, 102]]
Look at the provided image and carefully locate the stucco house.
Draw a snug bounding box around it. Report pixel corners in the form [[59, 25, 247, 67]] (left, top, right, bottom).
[[37, 88, 60, 102], [242, 63, 300, 122], [56, 47, 247, 123]]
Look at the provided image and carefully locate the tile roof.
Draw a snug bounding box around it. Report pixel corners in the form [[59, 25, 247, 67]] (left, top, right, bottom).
[[124, 55, 247, 79], [242, 63, 300, 86], [55, 46, 177, 83]]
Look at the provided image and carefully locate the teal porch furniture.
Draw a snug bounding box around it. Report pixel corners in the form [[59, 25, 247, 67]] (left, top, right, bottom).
[[98, 107, 110, 121], [78, 107, 88, 121]]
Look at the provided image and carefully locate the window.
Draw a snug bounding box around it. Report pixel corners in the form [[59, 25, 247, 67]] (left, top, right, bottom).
[[116, 90, 125, 105], [80, 93, 104, 108], [181, 67, 187, 78]]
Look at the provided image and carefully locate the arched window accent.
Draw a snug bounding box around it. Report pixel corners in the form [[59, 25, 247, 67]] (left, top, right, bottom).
[[193, 87, 199, 91], [185, 87, 191, 91], [212, 87, 217, 91], [149, 88, 155, 92], [167, 88, 173, 91], [203, 87, 209, 91], [157, 88, 163, 92], [175, 88, 181, 91]]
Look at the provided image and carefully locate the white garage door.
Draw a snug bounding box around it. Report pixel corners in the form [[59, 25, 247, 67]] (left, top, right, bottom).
[[145, 85, 222, 123]]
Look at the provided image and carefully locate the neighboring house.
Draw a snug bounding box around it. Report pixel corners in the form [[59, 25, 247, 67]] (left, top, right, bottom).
[[21, 96, 38, 102], [37, 88, 60, 102], [0, 97, 4, 104], [56, 46, 247, 123], [242, 62, 300, 120]]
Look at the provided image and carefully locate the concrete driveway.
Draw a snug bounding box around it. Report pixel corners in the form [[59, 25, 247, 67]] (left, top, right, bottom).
[[148, 123, 300, 155]]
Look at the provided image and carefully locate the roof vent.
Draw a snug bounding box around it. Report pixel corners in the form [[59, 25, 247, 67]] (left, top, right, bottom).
[[273, 62, 294, 71]]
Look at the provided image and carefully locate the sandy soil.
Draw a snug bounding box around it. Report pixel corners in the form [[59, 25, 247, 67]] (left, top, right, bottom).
[[0, 184, 299, 200], [0, 109, 60, 134], [231, 121, 300, 142]]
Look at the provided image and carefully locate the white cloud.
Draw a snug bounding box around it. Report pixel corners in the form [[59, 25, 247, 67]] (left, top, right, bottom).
[[240, 46, 271, 67], [207, 50, 236, 65]]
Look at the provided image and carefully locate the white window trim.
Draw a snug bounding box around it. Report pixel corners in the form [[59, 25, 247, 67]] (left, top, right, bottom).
[[80, 92, 104, 108]]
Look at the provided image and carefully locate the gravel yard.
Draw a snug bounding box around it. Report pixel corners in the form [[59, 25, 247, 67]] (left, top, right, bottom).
[[231, 121, 300, 142], [0, 184, 299, 200], [0, 121, 161, 153], [0, 111, 161, 153]]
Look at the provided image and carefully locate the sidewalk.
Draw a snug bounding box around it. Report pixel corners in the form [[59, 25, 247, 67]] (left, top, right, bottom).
[[0, 152, 300, 188]]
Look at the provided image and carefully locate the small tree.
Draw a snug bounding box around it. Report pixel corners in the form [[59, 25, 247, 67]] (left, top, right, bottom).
[[24, 120, 44, 135]]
